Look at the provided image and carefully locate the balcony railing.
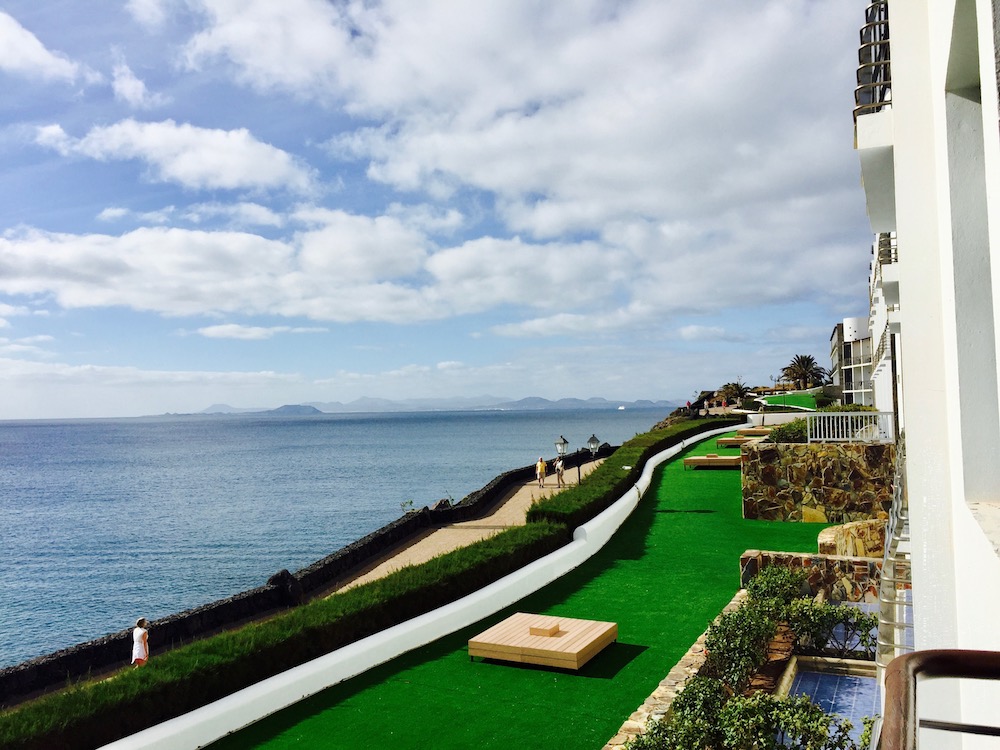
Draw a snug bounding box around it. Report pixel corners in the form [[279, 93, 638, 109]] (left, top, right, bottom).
[[841, 355, 873, 367], [876, 232, 898, 265], [877, 440, 912, 669], [805, 412, 894, 443], [882, 650, 1000, 749], [854, 0, 891, 120]]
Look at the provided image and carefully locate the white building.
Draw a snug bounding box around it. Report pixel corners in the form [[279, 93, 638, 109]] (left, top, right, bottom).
[[830, 315, 874, 407], [854, 0, 1000, 745], [868, 232, 903, 426]]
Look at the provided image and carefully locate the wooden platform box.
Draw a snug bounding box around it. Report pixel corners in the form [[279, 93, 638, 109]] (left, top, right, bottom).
[[469, 612, 618, 670], [683, 454, 742, 469]]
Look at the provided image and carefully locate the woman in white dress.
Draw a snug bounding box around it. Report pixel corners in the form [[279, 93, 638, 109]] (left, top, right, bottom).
[[131, 618, 149, 667]]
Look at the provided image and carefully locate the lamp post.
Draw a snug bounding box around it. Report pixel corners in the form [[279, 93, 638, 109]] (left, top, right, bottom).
[[587, 434, 600, 461], [555, 435, 569, 485]]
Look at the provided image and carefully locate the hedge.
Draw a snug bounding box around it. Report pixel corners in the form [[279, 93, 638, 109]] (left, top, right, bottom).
[[1, 417, 742, 749], [0, 522, 570, 750], [525, 417, 743, 529]]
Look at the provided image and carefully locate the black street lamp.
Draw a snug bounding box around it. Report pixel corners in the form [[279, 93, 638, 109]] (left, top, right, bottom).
[[554, 435, 569, 458], [554, 435, 569, 487], [587, 434, 600, 458]]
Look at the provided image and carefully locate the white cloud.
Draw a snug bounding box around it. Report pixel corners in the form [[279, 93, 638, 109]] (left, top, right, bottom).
[[0, 11, 89, 83], [291, 207, 429, 284], [35, 119, 316, 194], [0, 335, 54, 357], [196, 324, 326, 340], [125, 0, 170, 30], [678, 325, 727, 341], [183, 202, 284, 227], [425, 236, 629, 316], [112, 61, 169, 109], [0, 302, 32, 317], [97, 207, 130, 222], [0, 356, 308, 418], [182, 0, 352, 95]]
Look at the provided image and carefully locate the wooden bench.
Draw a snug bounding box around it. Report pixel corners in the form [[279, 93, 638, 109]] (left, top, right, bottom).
[[468, 612, 618, 670], [682, 454, 742, 469], [716, 436, 754, 447], [736, 427, 772, 436]]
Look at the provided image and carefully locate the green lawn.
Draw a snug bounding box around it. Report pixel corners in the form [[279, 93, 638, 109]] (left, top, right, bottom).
[[758, 393, 817, 410], [211, 433, 827, 750]]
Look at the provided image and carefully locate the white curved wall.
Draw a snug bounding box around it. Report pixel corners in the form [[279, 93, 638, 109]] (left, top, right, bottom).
[[102, 423, 738, 750]]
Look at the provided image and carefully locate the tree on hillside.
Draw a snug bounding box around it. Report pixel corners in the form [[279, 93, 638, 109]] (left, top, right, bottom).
[[720, 379, 752, 407], [781, 354, 829, 390]]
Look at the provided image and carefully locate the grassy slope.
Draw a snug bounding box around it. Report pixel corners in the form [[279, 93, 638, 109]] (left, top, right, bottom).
[[212, 434, 828, 750], [759, 393, 817, 410]]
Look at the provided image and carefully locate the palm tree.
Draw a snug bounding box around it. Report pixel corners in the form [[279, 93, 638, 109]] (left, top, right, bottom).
[[781, 354, 828, 390], [720, 379, 752, 407]]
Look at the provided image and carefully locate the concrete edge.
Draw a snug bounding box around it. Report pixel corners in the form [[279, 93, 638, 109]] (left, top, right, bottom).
[[102, 424, 738, 750]]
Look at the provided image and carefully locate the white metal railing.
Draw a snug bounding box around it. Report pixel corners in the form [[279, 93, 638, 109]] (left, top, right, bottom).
[[877, 438, 912, 669], [806, 412, 895, 443]]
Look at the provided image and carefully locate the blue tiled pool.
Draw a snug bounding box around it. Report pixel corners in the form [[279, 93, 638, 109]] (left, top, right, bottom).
[[791, 670, 880, 743]]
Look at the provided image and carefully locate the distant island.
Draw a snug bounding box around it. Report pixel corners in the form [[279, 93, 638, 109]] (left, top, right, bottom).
[[200, 396, 678, 416]]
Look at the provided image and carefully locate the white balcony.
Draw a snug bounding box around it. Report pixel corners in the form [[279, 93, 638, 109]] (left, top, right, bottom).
[[855, 108, 896, 232], [806, 411, 895, 443], [880, 257, 900, 305]]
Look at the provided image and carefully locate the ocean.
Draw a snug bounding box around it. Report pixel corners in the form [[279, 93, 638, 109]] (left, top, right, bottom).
[[0, 408, 667, 668]]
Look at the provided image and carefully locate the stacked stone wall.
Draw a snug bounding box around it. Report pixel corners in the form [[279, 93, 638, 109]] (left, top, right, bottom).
[[817, 519, 886, 558], [741, 442, 894, 523], [740, 550, 880, 604]]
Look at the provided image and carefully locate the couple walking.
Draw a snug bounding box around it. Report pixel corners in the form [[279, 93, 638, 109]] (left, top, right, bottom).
[[535, 456, 566, 488]]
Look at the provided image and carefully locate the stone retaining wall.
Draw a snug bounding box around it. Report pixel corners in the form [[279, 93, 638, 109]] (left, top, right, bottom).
[[740, 550, 880, 604], [817, 519, 886, 558], [741, 442, 895, 523], [603, 591, 747, 750]]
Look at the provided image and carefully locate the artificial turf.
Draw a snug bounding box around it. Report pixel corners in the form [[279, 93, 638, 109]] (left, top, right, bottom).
[[758, 393, 817, 410], [210, 433, 828, 750]]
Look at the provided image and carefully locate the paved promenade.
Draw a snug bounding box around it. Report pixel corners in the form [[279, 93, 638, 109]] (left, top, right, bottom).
[[334, 459, 604, 591]]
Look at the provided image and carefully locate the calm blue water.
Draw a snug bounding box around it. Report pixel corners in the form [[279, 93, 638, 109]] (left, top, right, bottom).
[[0, 408, 665, 668]]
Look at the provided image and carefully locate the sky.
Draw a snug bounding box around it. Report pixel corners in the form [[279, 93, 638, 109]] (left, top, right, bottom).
[[0, 0, 874, 419]]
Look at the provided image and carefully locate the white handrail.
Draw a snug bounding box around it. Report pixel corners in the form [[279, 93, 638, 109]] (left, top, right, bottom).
[[806, 412, 894, 443]]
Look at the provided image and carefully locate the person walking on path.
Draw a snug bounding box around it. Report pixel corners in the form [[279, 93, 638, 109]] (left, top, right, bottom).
[[535, 457, 547, 487], [131, 618, 149, 668], [554, 457, 565, 488]]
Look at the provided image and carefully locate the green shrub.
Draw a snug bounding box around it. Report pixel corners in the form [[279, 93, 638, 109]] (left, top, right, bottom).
[[0, 522, 571, 749], [631, 571, 878, 750], [720, 693, 859, 750], [764, 419, 807, 444], [631, 689, 863, 750], [703, 600, 778, 693], [526, 418, 743, 528], [745, 566, 810, 607], [818, 404, 878, 412], [785, 599, 878, 660], [627, 676, 726, 750]]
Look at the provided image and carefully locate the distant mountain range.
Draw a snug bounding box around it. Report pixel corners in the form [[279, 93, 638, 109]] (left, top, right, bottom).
[[200, 396, 679, 415]]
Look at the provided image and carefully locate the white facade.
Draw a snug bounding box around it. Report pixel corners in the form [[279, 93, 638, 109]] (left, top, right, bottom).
[[829, 316, 874, 406], [868, 233, 903, 424], [854, 0, 1000, 742]]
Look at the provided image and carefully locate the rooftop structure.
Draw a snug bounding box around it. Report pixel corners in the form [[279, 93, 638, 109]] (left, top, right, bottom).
[[830, 316, 874, 407]]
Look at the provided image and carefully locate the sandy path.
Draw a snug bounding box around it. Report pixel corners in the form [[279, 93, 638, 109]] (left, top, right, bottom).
[[334, 459, 605, 591]]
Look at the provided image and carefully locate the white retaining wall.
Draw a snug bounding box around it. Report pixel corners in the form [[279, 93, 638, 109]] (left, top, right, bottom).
[[103, 423, 739, 750]]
